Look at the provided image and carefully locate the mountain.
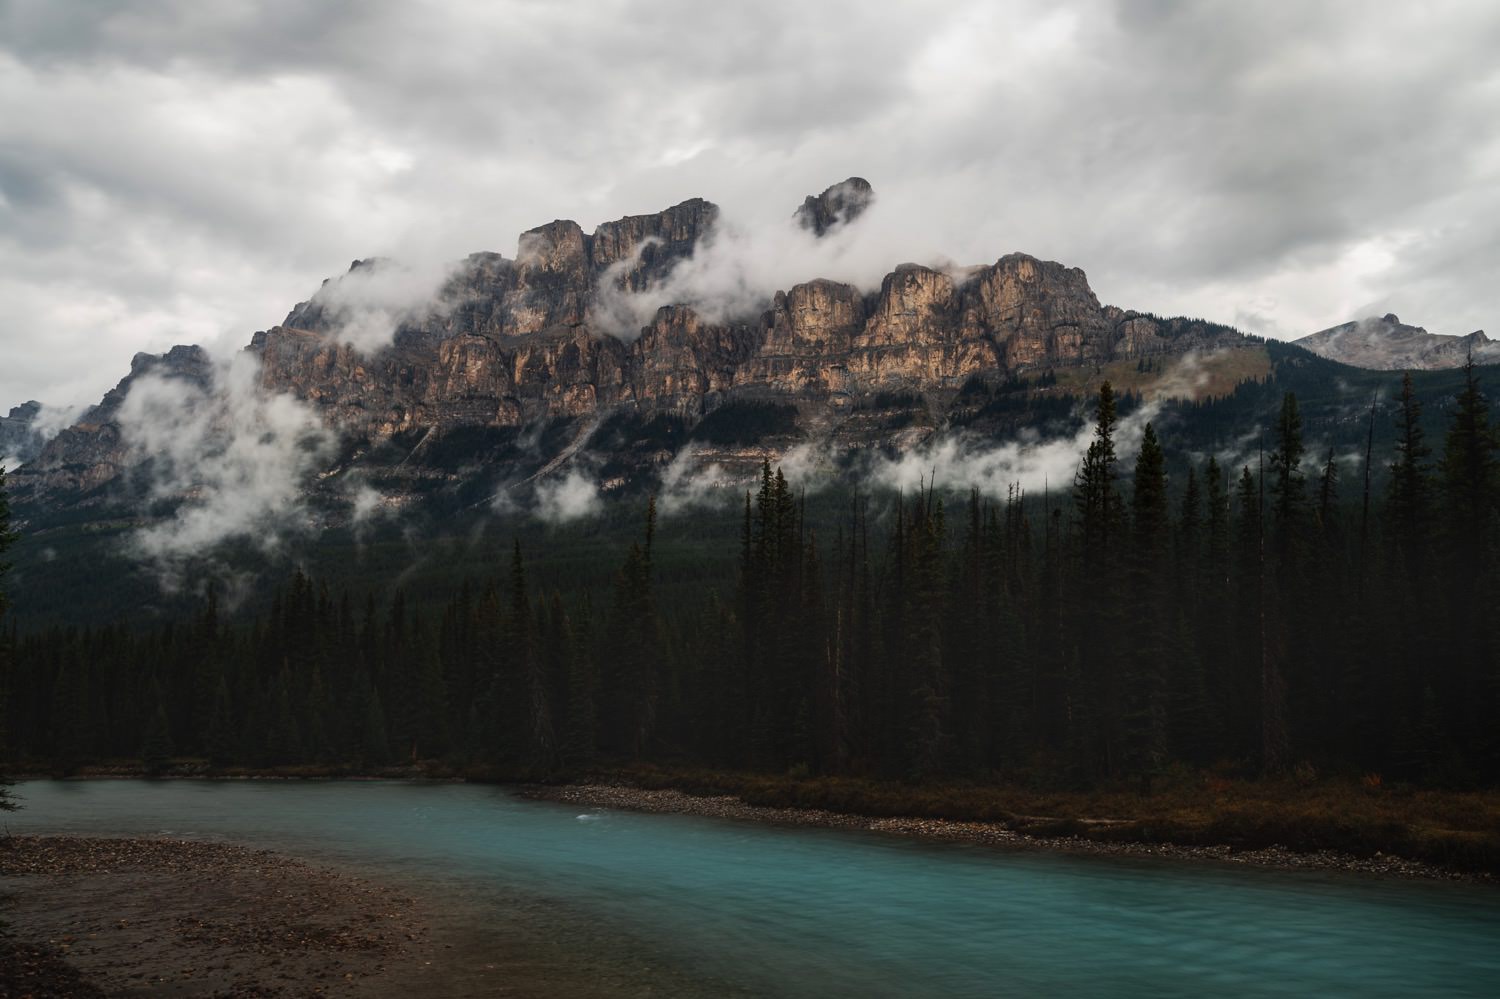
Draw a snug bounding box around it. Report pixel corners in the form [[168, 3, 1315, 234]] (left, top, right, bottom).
[[1, 401, 45, 468], [10, 179, 1256, 519], [1293, 313, 1498, 370], [794, 177, 874, 236]]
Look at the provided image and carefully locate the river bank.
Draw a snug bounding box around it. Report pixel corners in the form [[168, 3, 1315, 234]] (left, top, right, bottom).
[[0, 834, 737, 998], [17, 759, 1500, 880], [0, 835, 430, 997], [521, 774, 1500, 884], [6, 780, 1499, 996]]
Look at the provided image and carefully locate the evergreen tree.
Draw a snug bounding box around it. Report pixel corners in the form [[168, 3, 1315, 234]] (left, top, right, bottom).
[[360, 684, 390, 767], [141, 691, 176, 776], [1073, 382, 1125, 777], [1437, 358, 1498, 762], [1231, 466, 1265, 761], [1389, 372, 1432, 574], [1124, 424, 1170, 784], [1198, 456, 1232, 752], [604, 501, 661, 758], [206, 677, 236, 769], [0, 466, 17, 809], [1270, 392, 1307, 559]]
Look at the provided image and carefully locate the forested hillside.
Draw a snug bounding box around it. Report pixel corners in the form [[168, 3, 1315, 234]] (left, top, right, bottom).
[[7, 359, 1498, 789]]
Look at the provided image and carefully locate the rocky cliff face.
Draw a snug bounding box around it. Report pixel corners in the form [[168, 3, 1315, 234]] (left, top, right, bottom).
[[1, 401, 44, 468], [12, 346, 212, 500], [1293, 314, 1498, 370], [795, 177, 874, 237], [13, 180, 1252, 509]]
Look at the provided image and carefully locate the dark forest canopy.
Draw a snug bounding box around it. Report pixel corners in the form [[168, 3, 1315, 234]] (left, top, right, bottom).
[[6, 359, 1499, 790]]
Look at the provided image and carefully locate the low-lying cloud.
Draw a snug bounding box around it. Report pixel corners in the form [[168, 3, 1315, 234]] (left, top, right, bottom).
[[493, 466, 606, 524], [298, 256, 465, 353], [658, 444, 737, 515], [118, 351, 336, 585], [533, 468, 603, 523], [588, 191, 921, 337]]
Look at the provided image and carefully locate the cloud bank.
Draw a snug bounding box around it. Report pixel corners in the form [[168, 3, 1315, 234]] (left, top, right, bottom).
[[2, 1, 1496, 413]]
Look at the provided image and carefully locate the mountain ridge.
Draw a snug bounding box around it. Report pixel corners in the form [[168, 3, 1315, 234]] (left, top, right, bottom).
[[1293, 313, 1496, 371], [11, 179, 1255, 515]]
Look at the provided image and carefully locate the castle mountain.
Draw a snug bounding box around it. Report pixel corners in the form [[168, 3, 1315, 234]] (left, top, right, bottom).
[[12, 179, 1253, 514]]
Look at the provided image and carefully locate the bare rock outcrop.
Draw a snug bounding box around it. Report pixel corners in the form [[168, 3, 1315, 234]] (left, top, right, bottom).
[[1293, 313, 1498, 370], [9, 345, 211, 501], [795, 177, 874, 237]]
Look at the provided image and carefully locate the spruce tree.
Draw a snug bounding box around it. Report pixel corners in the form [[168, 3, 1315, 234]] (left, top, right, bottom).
[[1196, 456, 1232, 753], [1231, 466, 1265, 760], [1124, 424, 1170, 785], [141, 692, 176, 776], [604, 501, 661, 758], [1389, 372, 1432, 572], [1073, 382, 1125, 777], [0, 466, 17, 809], [1437, 358, 1498, 761], [206, 677, 237, 769]]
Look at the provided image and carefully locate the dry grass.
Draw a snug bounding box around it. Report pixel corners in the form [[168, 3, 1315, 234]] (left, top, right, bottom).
[[1049, 345, 1271, 402]]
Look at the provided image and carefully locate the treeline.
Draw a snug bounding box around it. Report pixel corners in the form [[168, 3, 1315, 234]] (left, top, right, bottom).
[[4, 364, 1499, 787]]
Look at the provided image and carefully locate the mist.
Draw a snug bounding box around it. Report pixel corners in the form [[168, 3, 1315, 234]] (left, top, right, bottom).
[[296, 256, 468, 353], [117, 351, 336, 586], [533, 469, 604, 524], [588, 185, 979, 337]]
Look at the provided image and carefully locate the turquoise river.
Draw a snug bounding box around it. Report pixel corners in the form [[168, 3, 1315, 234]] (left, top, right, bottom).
[[8, 779, 1499, 996]]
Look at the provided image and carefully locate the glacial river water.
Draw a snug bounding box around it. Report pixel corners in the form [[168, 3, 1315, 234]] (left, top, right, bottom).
[[9, 779, 1499, 997]]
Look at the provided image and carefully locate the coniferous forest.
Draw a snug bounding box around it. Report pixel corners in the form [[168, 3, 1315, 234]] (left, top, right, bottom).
[[4, 366, 1499, 791]]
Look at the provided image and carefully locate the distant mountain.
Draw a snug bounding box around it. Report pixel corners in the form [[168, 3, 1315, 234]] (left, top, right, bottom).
[[10, 177, 1255, 520], [1293, 313, 1498, 371]]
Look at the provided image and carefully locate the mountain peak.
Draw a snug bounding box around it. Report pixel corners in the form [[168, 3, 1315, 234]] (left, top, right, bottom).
[[1294, 314, 1495, 370], [795, 177, 874, 237]]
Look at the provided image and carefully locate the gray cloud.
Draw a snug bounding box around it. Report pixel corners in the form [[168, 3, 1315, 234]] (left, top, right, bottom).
[[2, 0, 1497, 412]]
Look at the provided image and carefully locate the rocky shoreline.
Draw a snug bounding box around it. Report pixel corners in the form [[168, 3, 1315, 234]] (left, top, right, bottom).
[[525, 783, 1493, 885], [0, 836, 428, 997], [0, 833, 747, 997]]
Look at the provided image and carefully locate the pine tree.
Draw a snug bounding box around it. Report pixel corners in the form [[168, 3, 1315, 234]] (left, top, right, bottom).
[[0, 466, 18, 809], [500, 540, 553, 768], [604, 501, 661, 758], [1437, 358, 1498, 762], [1270, 392, 1307, 559], [554, 594, 597, 768], [1124, 424, 1170, 785], [1196, 456, 1232, 755], [206, 677, 236, 769], [1389, 372, 1432, 574], [141, 693, 176, 776], [1231, 466, 1265, 761], [360, 684, 390, 767], [415, 629, 450, 761], [1073, 382, 1125, 777]]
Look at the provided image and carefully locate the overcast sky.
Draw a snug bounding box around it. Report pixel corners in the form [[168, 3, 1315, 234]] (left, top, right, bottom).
[[3, 0, 1498, 411]]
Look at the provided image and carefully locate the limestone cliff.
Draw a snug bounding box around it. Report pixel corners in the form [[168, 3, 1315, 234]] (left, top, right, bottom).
[[14, 180, 1253, 509]]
